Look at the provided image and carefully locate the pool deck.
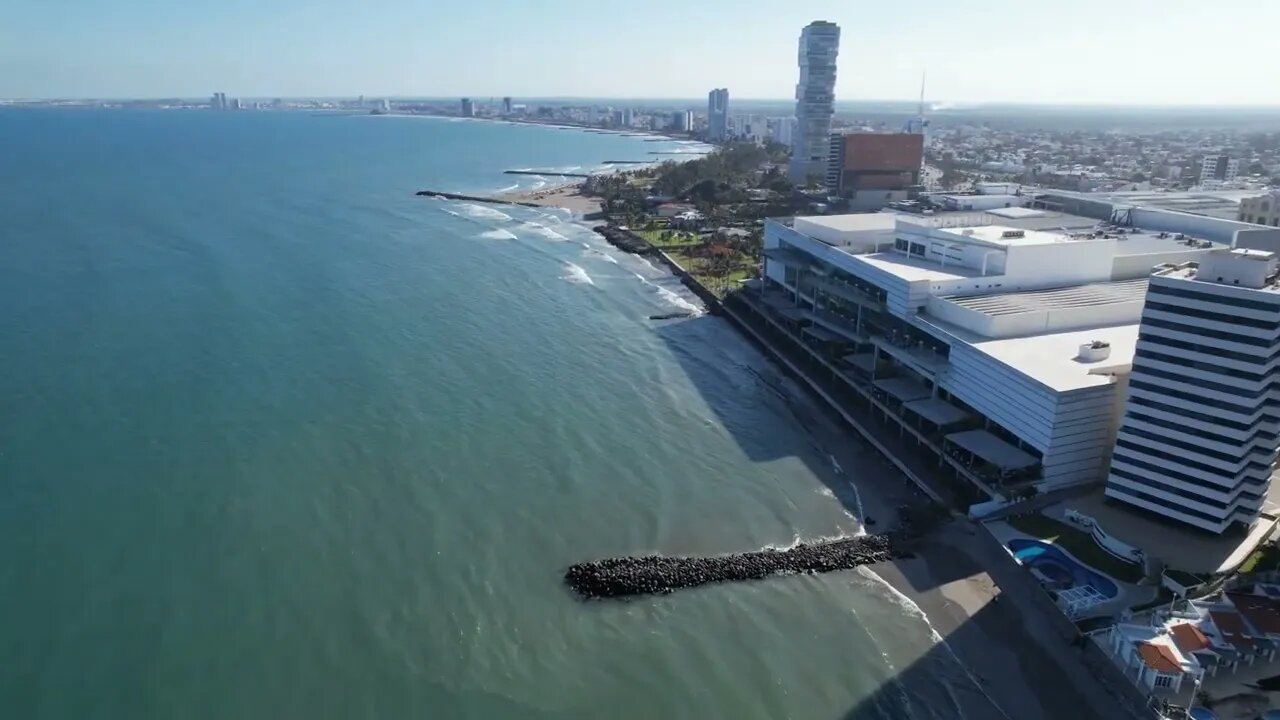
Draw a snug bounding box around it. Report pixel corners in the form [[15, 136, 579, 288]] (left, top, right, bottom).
[[1045, 489, 1280, 575], [987, 520, 1158, 618]]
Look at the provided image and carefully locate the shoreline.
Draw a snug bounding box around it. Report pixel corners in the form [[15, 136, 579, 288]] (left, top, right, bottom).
[[763, 347, 1091, 719], [500, 180, 602, 216]]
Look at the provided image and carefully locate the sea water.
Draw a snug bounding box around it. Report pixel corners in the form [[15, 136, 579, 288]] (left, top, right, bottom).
[[0, 109, 995, 719]]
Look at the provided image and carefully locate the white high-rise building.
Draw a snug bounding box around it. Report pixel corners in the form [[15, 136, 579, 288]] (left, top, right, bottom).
[[707, 88, 729, 141], [771, 117, 795, 147], [1105, 249, 1280, 534], [789, 21, 840, 184], [1199, 154, 1239, 186]]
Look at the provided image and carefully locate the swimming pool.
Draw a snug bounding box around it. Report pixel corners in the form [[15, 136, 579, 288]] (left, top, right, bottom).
[[1007, 538, 1119, 598]]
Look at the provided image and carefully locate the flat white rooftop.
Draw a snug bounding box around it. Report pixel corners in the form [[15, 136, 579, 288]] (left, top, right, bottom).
[[939, 278, 1149, 318], [944, 225, 1088, 248], [855, 251, 982, 282], [968, 324, 1139, 393], [794, 214, 897, 234], [986, 206, 1048, 219], [917, 315, 1140, 392]]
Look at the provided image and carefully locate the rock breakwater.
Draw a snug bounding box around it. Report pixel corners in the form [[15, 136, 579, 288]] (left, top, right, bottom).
[[565, 534, 898, 599]]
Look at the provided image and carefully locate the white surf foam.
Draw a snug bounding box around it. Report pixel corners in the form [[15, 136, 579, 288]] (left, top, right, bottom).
[[494, 182, 519, 193], [457, 203, 513, 222], [561, 262, 594, 285], [522, 222, 568, 242], [657, 286, 702, 314], [632, 273, 702, 314], [478, 229, 517, 240]]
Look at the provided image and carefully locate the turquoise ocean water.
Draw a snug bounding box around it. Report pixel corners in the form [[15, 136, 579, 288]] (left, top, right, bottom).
[[0, 109, 993, 719]]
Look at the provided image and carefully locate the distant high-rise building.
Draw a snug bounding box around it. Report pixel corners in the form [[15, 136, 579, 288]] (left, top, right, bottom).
[[707, 88, 729, 141], [229, 98, 241, 111], [1199, 154, 1239, 186], [621, 108, 634, 127], [610, 109, 625, 127], [789, 21, 840, 184], [1105, 249, 1280, 534], [502, 96, 513, 115], [460, 98, 475, 117], [771, 117, 795, 147], [210, 92, 227, 111], [671, 110, 693, 133]]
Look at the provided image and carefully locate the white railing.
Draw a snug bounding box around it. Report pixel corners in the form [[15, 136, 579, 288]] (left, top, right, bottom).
[[1065, 509, 1145, 565]]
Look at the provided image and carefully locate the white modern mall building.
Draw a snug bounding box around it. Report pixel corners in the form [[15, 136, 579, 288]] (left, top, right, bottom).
[[755, 204, 1235, 497], [789, 21, 840, 184], [1104, 249, 1280, 533]]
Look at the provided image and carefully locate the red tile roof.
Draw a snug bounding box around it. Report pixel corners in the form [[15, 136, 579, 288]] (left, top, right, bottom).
[[1209, 610, 1255, 652], [1170, 623, 1212, 653], [1227, 592, 1280, 635], [1137, 642, 1183, 673]]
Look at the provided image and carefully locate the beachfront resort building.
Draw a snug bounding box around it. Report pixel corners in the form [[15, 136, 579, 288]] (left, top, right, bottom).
[[750, 204, 1234, 498], [707, 88, 729, 142], [789, 21, 840, 185], [1104, 249, 1280, 534]]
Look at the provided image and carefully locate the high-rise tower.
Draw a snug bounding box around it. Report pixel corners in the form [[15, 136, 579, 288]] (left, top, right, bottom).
[[789, 21, 840, 184]]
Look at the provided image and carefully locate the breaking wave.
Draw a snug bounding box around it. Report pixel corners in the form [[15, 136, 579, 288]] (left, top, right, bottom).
[[456, 203, 513, 222], [633, 272, 703, 314], [478, 229, 517, 240], [521, 222, 568, 242], [561, 262, 594, 285]]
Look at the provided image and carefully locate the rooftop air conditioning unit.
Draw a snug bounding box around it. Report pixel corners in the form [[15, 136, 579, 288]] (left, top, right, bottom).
[[1078, 341, 1112, 362]]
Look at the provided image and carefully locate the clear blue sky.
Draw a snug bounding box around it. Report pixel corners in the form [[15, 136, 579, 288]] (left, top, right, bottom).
[[3, 0, 1277, 105]]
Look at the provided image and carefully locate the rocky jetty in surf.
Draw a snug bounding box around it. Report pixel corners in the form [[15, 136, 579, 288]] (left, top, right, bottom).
[[565, 534, 899, 600]]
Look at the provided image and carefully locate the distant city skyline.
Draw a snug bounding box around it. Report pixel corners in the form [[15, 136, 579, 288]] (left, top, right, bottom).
[[3, 0, 1279, 106]]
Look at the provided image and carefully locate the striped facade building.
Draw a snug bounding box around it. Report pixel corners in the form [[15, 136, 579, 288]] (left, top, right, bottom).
[[1105, 249, 1280, 534]]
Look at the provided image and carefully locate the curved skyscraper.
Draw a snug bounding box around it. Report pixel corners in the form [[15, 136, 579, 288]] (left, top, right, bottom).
[[789, 21, 840, 185]]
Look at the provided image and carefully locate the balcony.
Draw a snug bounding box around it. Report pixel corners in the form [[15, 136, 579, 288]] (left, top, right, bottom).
[[808, 308, 868, 344], [871, 335, 949, 380], [806, 276, 886, 312]]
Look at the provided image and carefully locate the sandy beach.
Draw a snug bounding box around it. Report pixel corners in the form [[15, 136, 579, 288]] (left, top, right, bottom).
[[502, 181, 601, 216], [771, 367, 1131, 720]]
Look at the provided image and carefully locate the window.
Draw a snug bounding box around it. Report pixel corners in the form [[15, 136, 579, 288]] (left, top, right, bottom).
[[908, 242, 926, 257], [1153, 675, 1174, 689], [894, 238, 908, 252], [1245, 215, 1254, 224]]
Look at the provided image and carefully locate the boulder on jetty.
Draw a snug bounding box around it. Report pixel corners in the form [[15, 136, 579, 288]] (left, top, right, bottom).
[[565, 534, 898, 600], [594, 225, 655, 256]]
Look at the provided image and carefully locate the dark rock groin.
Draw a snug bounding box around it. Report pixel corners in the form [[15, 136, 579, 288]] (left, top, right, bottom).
[[565, 534, 898, 599], [593, 225, 655, 255]]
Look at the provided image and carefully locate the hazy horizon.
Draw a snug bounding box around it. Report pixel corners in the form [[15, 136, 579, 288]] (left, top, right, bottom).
[[4, 0, 1278, 106]]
